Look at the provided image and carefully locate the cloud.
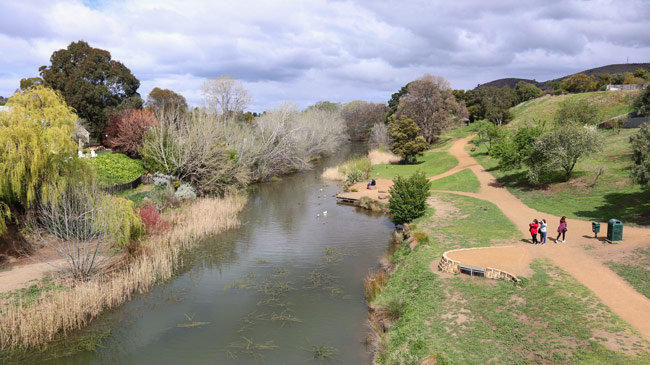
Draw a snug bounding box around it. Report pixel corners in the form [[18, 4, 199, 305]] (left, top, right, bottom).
[[0, 0, 648, 109]]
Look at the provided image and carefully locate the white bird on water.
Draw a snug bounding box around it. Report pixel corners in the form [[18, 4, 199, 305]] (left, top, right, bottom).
[[323, 211, 328, 216]]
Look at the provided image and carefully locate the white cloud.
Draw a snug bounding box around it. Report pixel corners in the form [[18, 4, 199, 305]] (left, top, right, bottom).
[[0, 0, 648, 109]]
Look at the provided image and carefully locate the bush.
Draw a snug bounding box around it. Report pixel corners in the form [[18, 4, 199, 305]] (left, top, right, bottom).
[[88, 152, 145, 187], [388, 170, 431, 224], [104, 108, 158, 157], [100, 195, 145, 247], [630, 124, 650, 185], [174, 183, 197, 200], [138, 203, 168, 233], [339, 156, 371, 185]]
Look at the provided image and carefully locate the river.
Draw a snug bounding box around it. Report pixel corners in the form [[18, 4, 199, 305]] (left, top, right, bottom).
[[36, 143, 394, 364]]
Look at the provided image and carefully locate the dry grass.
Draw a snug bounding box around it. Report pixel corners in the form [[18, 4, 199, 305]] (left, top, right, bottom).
[[364, 270, 389, 303], [368, 149, 400, 166], [321, 167, 345, 181], [0, 195, 246, 350]]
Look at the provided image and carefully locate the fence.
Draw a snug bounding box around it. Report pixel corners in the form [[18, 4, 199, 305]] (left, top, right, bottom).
[[103, 174, 153, 194]]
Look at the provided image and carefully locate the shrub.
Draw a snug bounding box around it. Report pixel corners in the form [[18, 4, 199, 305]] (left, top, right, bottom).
[[339, 155, 372, 185], [88, 152, 145, 187], [101, 195, 145, 247], [138, 203, 169, 233], [104, 108, 158, 157], [630, 124, 650, 185], [174, 183, 197, 200], [388, 170, 431, 224], [153, 172, 173, 186]]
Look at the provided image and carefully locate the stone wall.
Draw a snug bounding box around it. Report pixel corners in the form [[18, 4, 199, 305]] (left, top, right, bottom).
[[438, 247, 519, 283]]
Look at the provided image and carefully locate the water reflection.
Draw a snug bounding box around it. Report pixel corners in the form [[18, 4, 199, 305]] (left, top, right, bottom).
[[33, 143, 393, 364]]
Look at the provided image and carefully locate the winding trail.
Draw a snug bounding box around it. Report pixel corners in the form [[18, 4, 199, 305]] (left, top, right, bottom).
[[429, 134, 650, 342]]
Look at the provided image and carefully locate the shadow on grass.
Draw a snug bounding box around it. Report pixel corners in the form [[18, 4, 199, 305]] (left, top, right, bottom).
[[576, 189, 650, 226]]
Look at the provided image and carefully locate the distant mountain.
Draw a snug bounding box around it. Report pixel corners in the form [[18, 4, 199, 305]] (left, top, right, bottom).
[[476, 63, 650, 90], [476, 78, 546, 90]]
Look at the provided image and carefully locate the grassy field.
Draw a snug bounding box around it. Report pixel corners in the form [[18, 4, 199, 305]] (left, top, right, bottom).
[[509, 90, 640, 128], [88, 152, 145, 187], [607, 248, 650, 300], [371, 193, 650, 363], [470, 128, 650, 226], [429, 169, 480, 193], [371, 151, 458, 179]]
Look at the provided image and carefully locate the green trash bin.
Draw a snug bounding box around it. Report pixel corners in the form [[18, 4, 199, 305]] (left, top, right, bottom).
[[607, 219, 623, 241], [592, 222, 600, 238]]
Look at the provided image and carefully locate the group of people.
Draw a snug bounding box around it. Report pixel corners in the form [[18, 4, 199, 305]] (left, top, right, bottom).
[[529, 216, 568, 245]]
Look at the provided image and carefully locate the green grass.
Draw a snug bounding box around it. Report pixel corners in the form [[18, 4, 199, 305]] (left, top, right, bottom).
[[371, 151, 458, 179], [509, 90, 640, 128], [372, 193, 650, 363], [470, 129, 650, 226], [428, 169, 480, 193], [88, 152, 145, 188], [0, 276, 69, 308], [445, 124, 479, 139], [607, 248, 650, 300]]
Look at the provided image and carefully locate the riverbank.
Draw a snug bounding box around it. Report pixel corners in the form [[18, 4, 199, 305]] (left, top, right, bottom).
[[0, 195, 246, 352], [362, 134, 650, 363], [369, 193, 650, 363]]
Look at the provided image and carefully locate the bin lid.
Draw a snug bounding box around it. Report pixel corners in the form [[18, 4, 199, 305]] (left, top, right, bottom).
[[608, 218, 621, 224], [592, 221, 600, 225]]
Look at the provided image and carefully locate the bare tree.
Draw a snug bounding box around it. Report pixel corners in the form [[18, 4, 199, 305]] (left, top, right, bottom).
[[397, 74, 467, 143], [201, 76, 251, 120], [369, 122, 390, 149], [33, 180, 110, 281], [141, 108, 250, 195]]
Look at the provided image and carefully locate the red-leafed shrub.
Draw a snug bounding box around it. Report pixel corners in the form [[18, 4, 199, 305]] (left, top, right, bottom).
[[138, 203, 168, 233], [104, 109, 158, 157]]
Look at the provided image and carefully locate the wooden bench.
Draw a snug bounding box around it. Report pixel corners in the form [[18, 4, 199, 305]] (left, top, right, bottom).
[[459, 264, 485, 277]]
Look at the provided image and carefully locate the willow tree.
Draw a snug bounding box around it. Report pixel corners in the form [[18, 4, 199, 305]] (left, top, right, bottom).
[[0, 86, 78, 234]]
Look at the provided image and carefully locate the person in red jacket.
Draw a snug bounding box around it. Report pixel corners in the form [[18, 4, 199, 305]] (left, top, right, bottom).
[[529, 219, 539, 244]]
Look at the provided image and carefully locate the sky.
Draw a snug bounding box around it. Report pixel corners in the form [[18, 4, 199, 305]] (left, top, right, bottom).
[[0, 0, 649, 111]]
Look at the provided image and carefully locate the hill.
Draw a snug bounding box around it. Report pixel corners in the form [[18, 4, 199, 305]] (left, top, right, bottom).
[[477, 78, 546, 90], [548, 63, 650, 82], [477, 63, 650, 90], [508, 90, 640, 127]]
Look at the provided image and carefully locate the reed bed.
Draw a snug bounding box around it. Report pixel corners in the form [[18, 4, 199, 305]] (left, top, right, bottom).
[[0, 195, 246, 350], [321, 167, 345, 181], [367, 149, 400, 166]]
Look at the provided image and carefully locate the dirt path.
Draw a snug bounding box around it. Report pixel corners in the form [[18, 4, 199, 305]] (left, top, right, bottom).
[[0, 260, 65, 292], [429, 134, 650, 342]]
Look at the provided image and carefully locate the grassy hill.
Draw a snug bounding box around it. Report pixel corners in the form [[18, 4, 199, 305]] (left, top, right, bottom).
[[508, 90, 640, 128]]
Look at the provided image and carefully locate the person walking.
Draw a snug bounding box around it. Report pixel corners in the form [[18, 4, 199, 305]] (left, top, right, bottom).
[[529, 219, 539, 244], [555, 216, 567, 243], [539, 219, 547, 244]]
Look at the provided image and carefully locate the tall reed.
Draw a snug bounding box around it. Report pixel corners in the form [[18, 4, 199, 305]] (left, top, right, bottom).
[[0, 195, 246, 350]]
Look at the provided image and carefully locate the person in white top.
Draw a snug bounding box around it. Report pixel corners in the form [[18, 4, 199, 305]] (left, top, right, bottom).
[[539, 219, 547, 245]]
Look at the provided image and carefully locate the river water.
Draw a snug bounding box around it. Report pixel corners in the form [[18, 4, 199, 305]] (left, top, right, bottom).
[[39, 144, 394, 364]]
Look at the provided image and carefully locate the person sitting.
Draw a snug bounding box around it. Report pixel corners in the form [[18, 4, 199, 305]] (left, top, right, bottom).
[[367, 179, 377, 190]]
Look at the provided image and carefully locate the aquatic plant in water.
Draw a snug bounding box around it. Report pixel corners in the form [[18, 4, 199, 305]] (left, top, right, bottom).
[[226, 337, 278, 362]]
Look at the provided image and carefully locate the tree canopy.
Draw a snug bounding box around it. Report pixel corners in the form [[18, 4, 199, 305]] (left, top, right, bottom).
[[514, 82, 542, 104], [562, 73, 596, 93], [0, 86, 80, 233], [341, 100, 388, 141], [39, 41, 142, 141], [389, 115, 427, 164], [146, 87, 188, 114], [396, 74, 467, 143]]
